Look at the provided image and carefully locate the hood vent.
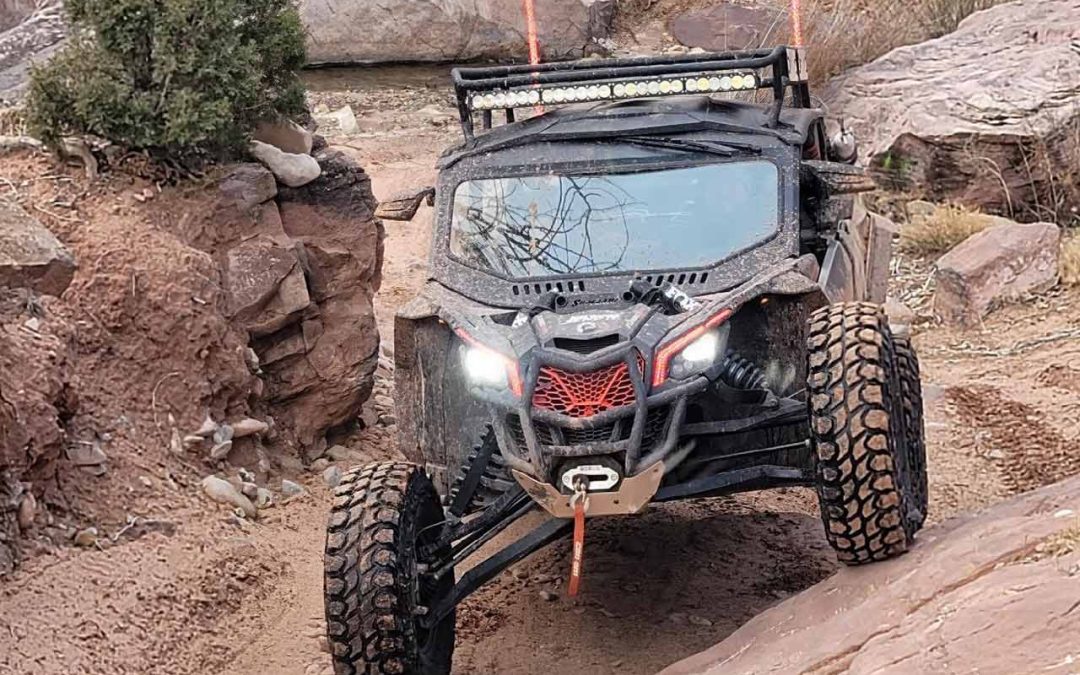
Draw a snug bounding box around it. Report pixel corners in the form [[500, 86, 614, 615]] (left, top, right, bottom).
[[552, 334, 620, 355], [637, 271, 708, 287], [511, 279, 587, 297]]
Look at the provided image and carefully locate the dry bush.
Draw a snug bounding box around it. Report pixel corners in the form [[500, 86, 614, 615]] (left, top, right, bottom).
[[755, 0, 1009, 83], [1061, 233, 1080, 287], [899, 203, 996, 255]]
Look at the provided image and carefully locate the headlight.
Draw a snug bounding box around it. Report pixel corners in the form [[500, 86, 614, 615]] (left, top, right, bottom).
[[669, 330, 722, 380], [455, 330, 523, 396], [653, 309, 733, 386], [462, 345, 509, 388]]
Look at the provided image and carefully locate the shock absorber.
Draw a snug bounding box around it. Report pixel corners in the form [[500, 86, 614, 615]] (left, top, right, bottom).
[[717, 351, 768, 391]]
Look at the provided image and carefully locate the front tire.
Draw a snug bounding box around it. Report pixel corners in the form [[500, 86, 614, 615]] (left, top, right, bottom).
[[807, 303, 923, 565], [324, 462, 455, 674]]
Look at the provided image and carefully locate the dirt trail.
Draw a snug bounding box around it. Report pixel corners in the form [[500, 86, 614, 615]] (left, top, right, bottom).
[[3, 68, 1079, 675]]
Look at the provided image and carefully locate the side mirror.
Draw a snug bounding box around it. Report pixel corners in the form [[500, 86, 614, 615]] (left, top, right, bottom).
[[376, 186, 435, 221]]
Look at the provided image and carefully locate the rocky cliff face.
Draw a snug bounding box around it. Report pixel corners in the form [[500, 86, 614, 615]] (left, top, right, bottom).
[[824, 0, 1080, 221], [662, 474, 1080, 675], [299, 0, 615, 64], [0, 0, 64, 103]]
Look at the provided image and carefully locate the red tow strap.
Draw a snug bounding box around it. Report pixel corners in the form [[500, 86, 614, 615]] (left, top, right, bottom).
[[568, 496, 586, 596]]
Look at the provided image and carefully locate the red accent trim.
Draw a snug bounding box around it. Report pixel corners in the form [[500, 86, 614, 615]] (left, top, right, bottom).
[[455, 329, 524, 397], [523, 0, 541, 65], [652, 308, 733, 388]]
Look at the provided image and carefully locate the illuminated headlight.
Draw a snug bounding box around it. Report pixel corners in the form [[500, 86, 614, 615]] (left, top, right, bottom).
[[462, 346, 508, 388], [668, 330, 724, 380]]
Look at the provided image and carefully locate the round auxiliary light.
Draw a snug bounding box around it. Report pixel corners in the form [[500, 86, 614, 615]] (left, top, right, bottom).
[[719, 76, 732, 91], [625, 83, 638, 96], [580, 86, 593, 100], [743, 74, 757, 88], [472, 95, 486, 109], [696, 78, 710, 91], [671, 80, 684, 93], [709, 77, 722, 92], [686, 78, 698, 92], [647, 81, 661, 95], [659, 80, 672, 94], [528, 90, 541, 104], [598, 84, 612, 98], [493, 92, 507, 107], [730, 75, 745, 90], [613, 83, 627, 97], [587, 85, 599, 99]]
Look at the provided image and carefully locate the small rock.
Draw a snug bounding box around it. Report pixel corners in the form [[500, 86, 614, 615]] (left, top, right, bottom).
[[17, 492, 36, 530], [378, 413, 397, 427], [23, 317, 40, 331], [512, 567, 529, 580], [232, 418, 269, 438], [986, 448, 1007, 460], [318, 636, 331, 654], [169, 427, 184, 455], [255, 487, 274, 509], [73, 527, 99, 548], [250, 140, 322, 188], [327, 105, 359, 134], [325, 445, 350, 462], [539, 590, 558, 602], [214, 424, 235, 445], [906, 200, 938, 219], [323, 466, 343, 488], [202, 475, 257, 519], [238, 468, 256, 483], [195, 415, 218, 438], [218, 164, 277, 212], [311, 458, 331, 473], [241, 482, 259, 499], [67, 441, 107, 467], [210, 440, 234, 460], [688, 614, 713, 627], [281, 479, 305, 498], [138, 476, 153, 489], [182, 434, 204, 448], [668, 612, 689, 625]]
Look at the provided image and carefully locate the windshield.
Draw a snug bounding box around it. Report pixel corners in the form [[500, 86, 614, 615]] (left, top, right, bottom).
[[449, 160, 779, 279]]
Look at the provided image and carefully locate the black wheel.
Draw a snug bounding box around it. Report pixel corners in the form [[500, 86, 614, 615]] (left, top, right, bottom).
[[894, 335, 929, 529], [324, 462, 455, 675], [806, 302, 922, 565]]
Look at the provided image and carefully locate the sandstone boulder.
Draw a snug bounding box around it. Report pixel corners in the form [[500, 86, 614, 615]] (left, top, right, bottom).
[[253, 148, 383, 448], [0, 200, 75, 296], [249, 140, 321, 188], [934, 221, 1060, 326], [662, 474, 1080, 675], [217, 164, 278, 214], [824, 0, 1080, 217], [670, 3, 776, 53], [253, 118, 314, 156], [0, 0, 65, 103], [224, 238, 311, 337], [299, 0, 615, 64]]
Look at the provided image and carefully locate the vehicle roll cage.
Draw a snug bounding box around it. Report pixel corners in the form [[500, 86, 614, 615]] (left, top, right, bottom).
[[451, 45, 810, 139]]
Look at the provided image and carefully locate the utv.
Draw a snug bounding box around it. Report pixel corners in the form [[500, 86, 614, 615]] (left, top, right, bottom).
[[324, 46, 928, 675]]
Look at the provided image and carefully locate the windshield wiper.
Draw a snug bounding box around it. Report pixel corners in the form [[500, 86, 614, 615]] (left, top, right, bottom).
[[619, 135, 763, 155]]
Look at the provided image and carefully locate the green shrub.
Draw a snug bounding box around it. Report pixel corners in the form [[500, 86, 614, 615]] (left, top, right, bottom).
[[26, 0, 306, 161]]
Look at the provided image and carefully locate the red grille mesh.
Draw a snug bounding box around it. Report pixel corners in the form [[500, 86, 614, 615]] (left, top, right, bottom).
[[532, 360, 639, 417]]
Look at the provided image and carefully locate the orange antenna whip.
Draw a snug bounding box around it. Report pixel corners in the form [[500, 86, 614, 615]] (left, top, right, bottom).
[[789, 0, 804, 47], [523, 0, 541, 65]]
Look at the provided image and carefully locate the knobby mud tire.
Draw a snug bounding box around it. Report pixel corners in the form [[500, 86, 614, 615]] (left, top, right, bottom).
[[895, 335, 929, 529], [324, 462, 455, 675], [807, 302, 920, 565]]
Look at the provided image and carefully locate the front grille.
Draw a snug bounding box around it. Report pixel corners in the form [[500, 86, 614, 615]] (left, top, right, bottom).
[[642, 406, 671, 450], [563, 423, 618, 445], [533, 362, 637, 417]]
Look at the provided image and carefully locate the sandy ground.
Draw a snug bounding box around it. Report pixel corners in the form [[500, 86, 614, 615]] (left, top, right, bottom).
[[2, 67, 1079, 675]]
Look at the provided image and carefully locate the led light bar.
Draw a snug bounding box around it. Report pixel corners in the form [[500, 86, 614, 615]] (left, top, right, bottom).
[[469, 72, 760, 111]]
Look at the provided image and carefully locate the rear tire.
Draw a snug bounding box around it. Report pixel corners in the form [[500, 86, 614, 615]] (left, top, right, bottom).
[[806, 302, 923, 565], [324, 462, 455, 675]]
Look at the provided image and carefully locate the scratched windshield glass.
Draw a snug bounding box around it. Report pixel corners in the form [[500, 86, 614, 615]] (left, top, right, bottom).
[[449, 161, 779, 279]]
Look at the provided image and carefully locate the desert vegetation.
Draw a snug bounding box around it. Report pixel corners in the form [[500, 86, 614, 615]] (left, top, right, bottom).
[[25, 0, 306, 161]]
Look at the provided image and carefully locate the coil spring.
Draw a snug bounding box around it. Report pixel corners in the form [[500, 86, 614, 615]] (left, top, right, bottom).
[[718, 351, 768, 391]]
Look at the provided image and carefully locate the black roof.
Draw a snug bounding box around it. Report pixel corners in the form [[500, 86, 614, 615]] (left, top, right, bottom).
[[438, 95, 822, 169]]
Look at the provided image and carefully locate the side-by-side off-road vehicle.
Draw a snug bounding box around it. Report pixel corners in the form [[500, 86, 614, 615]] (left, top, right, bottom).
[[324, 45, 928, 674]]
